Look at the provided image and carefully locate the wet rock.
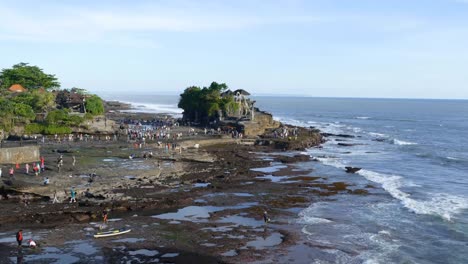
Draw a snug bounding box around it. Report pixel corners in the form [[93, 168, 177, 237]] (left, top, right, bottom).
[[327, 182, 349, 191], [338, 143, 358, 147], [345, 167, 361, 173], [349, 189, 369, 195], [321, 133, 355, 138], [73, 214, 90, 222], [275, 154, 311, 163]]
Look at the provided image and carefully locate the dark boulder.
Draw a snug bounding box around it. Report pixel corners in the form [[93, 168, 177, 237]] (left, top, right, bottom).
[[345, 167, 361, 173], [276, 154, 311, 163], [338, 143, 357, 147]]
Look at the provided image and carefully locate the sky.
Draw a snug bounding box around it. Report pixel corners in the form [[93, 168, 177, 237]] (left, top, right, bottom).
[[0, 0, 467, 99]]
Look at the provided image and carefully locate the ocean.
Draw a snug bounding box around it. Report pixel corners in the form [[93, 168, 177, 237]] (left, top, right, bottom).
[[103, 94, 468, 263]]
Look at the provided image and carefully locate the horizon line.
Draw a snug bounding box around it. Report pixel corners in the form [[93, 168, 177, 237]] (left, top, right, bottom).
[[94, 90, 468, 101]]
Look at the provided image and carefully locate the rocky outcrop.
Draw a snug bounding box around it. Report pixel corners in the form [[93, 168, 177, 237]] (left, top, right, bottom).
[[345, 167, 361, 173], [239, 111, 280, 137], [256, 126, 323, 151], [72, 115, 117, 135]]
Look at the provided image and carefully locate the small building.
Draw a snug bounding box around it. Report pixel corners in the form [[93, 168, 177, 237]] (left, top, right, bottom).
[[8, 84, 27, 93], [221, 90, 234, 97], [55, 89, 87, 113]]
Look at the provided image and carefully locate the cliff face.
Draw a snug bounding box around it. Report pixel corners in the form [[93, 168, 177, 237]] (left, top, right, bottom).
[[240, 111, 281, 137], [256, 127, 324, 151]]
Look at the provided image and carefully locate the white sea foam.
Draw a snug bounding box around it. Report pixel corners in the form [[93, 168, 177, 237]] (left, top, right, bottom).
[[356, 116, 371, 120], [298, 210, 333, 224], [392, 139, 417, 146], [121, 101, 183, 115], [377, 230, 391, 236], [357, 169, 468, 221], [369, 132, 388, 138], [316, 157, 347, 169]]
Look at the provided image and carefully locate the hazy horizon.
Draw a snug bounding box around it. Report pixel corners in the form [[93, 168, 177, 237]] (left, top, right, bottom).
[[1, 0, 468, 99], [99, 90, 468, 101]]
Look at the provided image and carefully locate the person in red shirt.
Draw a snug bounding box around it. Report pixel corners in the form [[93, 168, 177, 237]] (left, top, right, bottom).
[[16, 230, 23, 246]]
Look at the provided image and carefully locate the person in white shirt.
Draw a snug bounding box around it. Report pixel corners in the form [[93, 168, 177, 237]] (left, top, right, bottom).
[[28, 239, 37, 248]]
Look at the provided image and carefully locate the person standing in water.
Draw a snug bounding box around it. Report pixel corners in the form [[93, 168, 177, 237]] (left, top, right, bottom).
[[263, 211, 271, 223], [16, 230, 23, 247], [103, 209, 108, 224]]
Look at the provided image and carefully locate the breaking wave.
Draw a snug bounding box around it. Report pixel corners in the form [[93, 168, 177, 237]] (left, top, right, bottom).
[[355, 116, 371, 120], [392, 139, 417, 146], [122, 101, 183, 116], [357, 169, 468, 221]]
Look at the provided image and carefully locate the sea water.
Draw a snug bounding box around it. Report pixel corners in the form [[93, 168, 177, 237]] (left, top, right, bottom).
[[255, 97, 468, 264], [106, 94, 468, 263]]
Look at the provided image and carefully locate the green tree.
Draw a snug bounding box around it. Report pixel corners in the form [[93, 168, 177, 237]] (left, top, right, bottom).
[[11, 90, 56, 113], [0, 99, 36, 131], [0, 99, 15, 131], [178, 82, 235, 124], [45, 109, 69, 125], [0, 62, 60, 90], [178, 86, 202, 121], [13, 103, 35, 120], [85, 95, 104, 115]]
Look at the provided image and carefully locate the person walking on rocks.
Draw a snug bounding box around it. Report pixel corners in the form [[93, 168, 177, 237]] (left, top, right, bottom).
[[16, 230, 23, 247], [57, 155, 63, 172], [33, 164, 39, 176], [40, 157, 45, 172], [70, 187, 77, 203], [25, 164, 30, 175], [52, 190, 59, 204], [21, 193, 29, 206]]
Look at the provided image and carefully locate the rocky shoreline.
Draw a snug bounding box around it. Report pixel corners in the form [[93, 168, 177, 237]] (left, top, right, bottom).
[[0, 102, 373, 263]]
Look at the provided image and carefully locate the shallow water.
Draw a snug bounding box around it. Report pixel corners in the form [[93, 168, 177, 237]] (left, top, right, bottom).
[[152, 202, 258, 222], [245, 232, 283, 250]]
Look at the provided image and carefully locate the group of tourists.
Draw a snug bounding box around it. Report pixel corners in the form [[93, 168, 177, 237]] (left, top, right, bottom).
[[0, 157, 46, 180], [271, 126, 299, 139]]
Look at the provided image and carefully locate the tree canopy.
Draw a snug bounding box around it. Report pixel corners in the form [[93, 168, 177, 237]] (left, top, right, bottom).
[[178, 82, 238, 124], [85, 95, 105, 115], [0, 62, 60, 90], [11, 90, 56, 113]]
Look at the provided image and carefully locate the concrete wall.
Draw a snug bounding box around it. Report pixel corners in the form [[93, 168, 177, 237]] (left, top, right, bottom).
[[0, 146, 40, 164]]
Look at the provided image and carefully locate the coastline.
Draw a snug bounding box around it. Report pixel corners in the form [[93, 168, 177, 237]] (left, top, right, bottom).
[[0, 99, 358, 263]]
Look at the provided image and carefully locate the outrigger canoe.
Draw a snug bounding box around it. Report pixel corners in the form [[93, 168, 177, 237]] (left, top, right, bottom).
[[94, 228, 131, 238]]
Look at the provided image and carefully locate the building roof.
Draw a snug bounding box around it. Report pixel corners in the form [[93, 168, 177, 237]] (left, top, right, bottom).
[[8, 84, 27, 93], [234, 89, 250, 96], [221, 90, 234, 97]]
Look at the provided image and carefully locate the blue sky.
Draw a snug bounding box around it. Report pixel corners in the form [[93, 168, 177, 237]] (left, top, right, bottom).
[[1, 0, 467, 99]]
